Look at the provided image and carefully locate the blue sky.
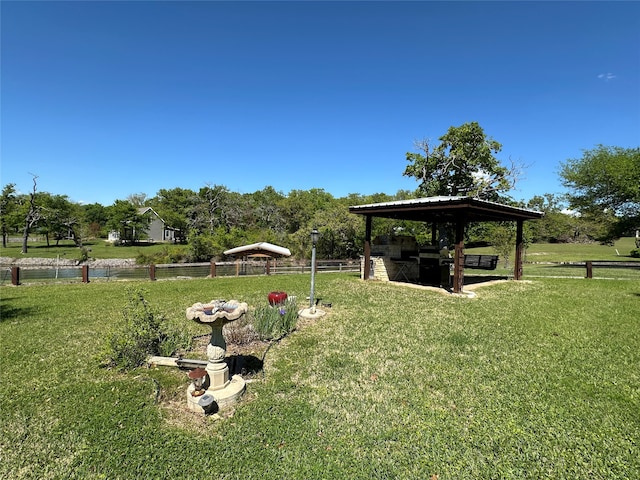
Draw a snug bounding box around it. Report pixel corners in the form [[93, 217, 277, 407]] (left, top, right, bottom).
[[2, 1, 639, 207]]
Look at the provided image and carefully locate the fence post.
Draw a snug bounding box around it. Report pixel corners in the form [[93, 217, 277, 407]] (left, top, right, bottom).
[[11, 266, 20, 286], [210, 261, 216, 278], [585, 261, 593, 279], [82, 265, 90, 283], [149, 264, 156, 281]]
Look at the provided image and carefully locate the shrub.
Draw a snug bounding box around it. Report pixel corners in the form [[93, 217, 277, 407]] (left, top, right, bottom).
[[251, 298, 299, 340], [188, 234, 217, 262], [135, 246, 189, 265], [78, 246, 91, 263], [223, 315, 260, 345], [631, 248, 640, 258], [102, 286, 191, 370]]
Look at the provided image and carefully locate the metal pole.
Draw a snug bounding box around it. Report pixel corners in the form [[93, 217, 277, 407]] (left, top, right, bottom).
[[310, 241, 317, 313], [310, 228, 319, 313]]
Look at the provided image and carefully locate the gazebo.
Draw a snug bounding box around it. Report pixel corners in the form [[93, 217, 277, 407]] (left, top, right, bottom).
[[223, 242, 291, 276], [349, 196, 543, 293], [223, 242, 291, 258]]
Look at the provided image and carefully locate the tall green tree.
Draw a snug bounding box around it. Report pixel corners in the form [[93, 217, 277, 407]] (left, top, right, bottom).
[[83, 203, 108, 238], [526, 194, 575, 243], [404, 121, 519, 200], [560, 145, 640, 217], [305, 205, 364, 259], [37, 193, 83, 246], [282, 188, 334, 234], [247, 186, 286, 233], [148, 187, 197, 242], [1, 184, 20, 248], [560, 145, 640, 244], [106, 200, 148, 244]]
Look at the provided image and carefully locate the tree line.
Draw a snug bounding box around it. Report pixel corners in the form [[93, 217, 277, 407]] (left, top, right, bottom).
[[3, 123, 638, 261]]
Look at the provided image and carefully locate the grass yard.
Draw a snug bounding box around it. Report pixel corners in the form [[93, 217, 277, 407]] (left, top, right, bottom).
[[466, 236, 639, 264], [467, 237, 640, 280], [0, 238, 189, 261], [1, 273, 639, 478]]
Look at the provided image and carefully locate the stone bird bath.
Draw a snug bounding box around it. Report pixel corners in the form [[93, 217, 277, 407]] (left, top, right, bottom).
[[185, 300, 248, 413]]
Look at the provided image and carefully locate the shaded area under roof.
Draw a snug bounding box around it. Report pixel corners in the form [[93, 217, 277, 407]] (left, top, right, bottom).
[[348, 196, 544, 294], [348, 196, 543, 223], [223, 242, 291, 258]]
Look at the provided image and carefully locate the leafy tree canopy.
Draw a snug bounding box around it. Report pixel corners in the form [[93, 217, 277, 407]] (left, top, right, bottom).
[[560, 145, 640, 218], [404, 121, 515, 200]]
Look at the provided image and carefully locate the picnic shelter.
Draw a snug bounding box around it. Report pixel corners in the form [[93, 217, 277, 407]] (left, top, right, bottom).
[[349, 196, 543, 293]]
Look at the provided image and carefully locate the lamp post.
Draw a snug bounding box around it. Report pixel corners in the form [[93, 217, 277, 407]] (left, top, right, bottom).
[[309, 228, 320, 313]]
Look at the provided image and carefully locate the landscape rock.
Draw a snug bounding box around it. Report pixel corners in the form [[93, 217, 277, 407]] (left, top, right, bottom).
[[0, 257, 137, 268]]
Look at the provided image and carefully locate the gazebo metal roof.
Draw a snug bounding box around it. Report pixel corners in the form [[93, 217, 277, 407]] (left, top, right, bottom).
[[223, 242, 291, 258], [348, 196, 543, 223]]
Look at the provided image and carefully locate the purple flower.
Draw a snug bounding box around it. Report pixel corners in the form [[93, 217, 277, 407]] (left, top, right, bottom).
[[279, 308, 286, 316]]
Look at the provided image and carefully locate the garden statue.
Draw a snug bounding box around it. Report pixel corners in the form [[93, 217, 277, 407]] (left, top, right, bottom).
[[185, 299, 248, 413]]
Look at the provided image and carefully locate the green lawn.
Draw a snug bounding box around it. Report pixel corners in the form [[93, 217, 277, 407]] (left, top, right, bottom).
[[1, 274, 639, 478], [467, 237, 640, 280], [465, 236, 639, 263], [0, 238, 189, 261]]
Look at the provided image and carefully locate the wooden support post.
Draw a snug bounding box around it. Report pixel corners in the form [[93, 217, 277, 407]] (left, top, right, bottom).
[[266, 259, 271, 275], [364, 215, 372, 280], [586, 261, 593, 278], [149, 264, 156, 281], [453, 218, 465, 294], [514, 220, 524, 280], [210, 261, 216, 278], [431, 223, 438, 245], [11, 266, 20, 286], [82, 265, 89, 283]]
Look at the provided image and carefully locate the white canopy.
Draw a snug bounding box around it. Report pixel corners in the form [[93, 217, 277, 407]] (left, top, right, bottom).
[[223, 242, 291, 258]]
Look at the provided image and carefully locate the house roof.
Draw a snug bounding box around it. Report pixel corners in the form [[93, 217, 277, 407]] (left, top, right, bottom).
[[223, 242, 292, 258], [348, 196, 543, 223], [138, 207, 164, 221]]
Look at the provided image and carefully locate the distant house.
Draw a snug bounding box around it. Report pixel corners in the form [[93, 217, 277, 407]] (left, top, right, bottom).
[[108, 207, 177, 243]]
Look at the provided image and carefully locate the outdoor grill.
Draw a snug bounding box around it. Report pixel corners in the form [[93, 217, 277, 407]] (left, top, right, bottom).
[[419, 246, 452, 287]]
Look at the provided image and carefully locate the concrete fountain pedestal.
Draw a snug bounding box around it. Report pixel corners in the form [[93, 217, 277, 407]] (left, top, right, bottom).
[[185, 300, 248, 413]]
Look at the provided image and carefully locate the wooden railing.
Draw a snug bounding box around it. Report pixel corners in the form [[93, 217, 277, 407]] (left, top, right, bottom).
[[2, 259, 361, 286]]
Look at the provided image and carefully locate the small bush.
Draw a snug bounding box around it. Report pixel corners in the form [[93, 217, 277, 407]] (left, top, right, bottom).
[[135, 251, 154, 265], [631, 248, 640, 258], [78, 247, 91, 263], [251, 298, 298, 341], [187, 234, 217, 262], [102, 286, 191, 370], [136, 246, 189, 265], [223, 315, 260, 345]]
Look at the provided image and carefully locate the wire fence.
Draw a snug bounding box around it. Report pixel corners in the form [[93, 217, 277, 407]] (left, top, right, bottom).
[[0, 259, 362, 286], [2, 258, 638, 286]]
